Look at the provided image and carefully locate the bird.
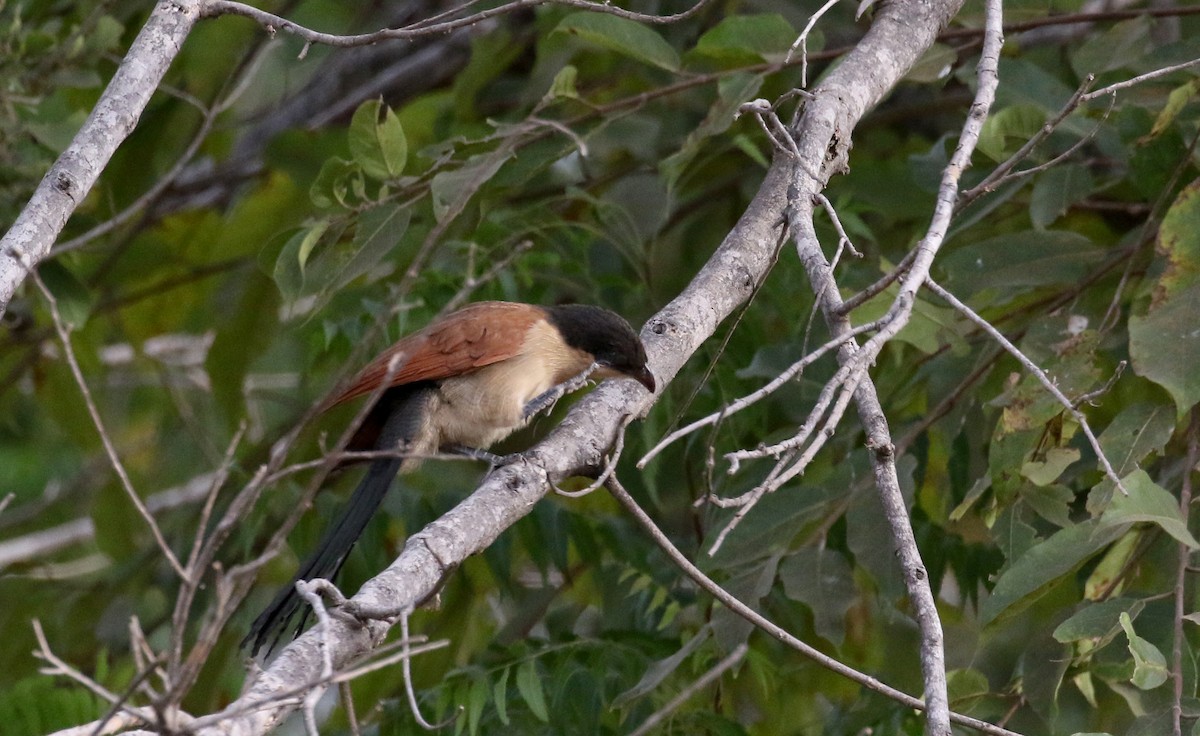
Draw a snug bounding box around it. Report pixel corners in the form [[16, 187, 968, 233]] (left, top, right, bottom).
[[244, 300, 656, 655]]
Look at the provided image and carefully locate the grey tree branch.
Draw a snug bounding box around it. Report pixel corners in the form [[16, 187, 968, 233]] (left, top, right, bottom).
[[775, 0, 1000, 732], [0, 0, 202, 318]]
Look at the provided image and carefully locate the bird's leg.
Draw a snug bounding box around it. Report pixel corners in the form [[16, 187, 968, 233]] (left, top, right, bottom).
[[445, 443, 524, 482], [444, 444, 506, 466], [521, 362, 599, 420]]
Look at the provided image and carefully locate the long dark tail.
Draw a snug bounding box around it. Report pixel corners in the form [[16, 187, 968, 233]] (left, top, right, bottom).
[[243, 387, 431, 657]]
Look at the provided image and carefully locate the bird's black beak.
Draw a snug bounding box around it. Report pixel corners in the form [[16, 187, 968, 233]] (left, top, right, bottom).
[[629, 365, 656, 393]]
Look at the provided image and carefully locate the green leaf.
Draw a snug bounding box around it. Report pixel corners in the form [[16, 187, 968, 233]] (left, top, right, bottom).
[[430, 154, 508, 222], [1071, 16, 1151, 77], [340, 203, 409, 288], [1098, 403, 1176, 477], [977, 104, 1046, 161], [778, 548, 857, 645], [661, 72, 763, 190], [466, 677, 487, 736], [1151, 178, 1200, 300], [693, 14, 797, 63], [1130, 280, 1200, 414], [545, 65, 579, 100], [1021, 449, 1080, 487], [1089, 403, 1175, 512], [516, 660, 549, 722], [38, 261, 93, 329], [941, 230, 1103, 299], [1148, 79, 1200, 140], [0, 677, 102, 736], [946, 668, 990, 707], [309, 157, 360, 210], [493, 667, 510, 725], [272, 228, 307, 303], [1073, 672, 1099, 707], [614, 626, 711, 707], [731, 133, 769, 168], [296, 220, 330, 272], [554, 13, 679, 71], [905, 43, 956, 83], [349, 99, 407, 180], [981, 520, 1127, 626], [1099, 469, 1198, 548], [1085, 530, 1141, 600], [1020, 482, 1075, 527], [1030, 164, 1094, 229], [1053, 597, 1145, 643], [995, 57, 1077, 114], [1120, 612, 1169, 690]]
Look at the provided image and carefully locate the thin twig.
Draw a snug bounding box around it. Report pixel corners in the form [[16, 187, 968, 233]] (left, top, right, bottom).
[[706, 366, 864, 555], [297, 580, 337, 736], [169, 423, 246, 681], [33, 621, 120, 703], [31, 271, 188, 579], [1081, 57, 1200, 102], [924, 277, 1127, 494], [340, 681, 362, 736], [785, 0, 843, 86], [723, 345, 870, 468], [603, 477, 1024, 736], [204, 0, 714, 47], [957, 77, 1093, 210], [178, 639, 450, 731], [554, 417, 631, 497], [627, 643, 749, 736], [400, 608, 459, 729], [815, 194, 862, 258], [837, 248, 918, 316], [639, 318, 881, 467]]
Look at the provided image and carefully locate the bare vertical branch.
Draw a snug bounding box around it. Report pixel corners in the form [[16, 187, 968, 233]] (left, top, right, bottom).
[[779, 0, 1003, 731]]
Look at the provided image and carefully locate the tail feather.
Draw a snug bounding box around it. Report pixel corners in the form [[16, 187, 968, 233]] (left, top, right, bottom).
[[243, 455, 403, 656], [243, 387, 433, 657]]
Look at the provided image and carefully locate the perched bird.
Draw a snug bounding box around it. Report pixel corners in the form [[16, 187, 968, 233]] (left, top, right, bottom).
[[245, 301, 655, 655]]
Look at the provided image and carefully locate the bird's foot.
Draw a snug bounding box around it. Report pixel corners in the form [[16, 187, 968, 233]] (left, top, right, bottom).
[[521, 363, 599, 420], [444, 444, 506, 466], [444, 444, 526, 478]]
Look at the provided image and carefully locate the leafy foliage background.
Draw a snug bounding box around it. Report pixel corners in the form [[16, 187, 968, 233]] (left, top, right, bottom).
[[2, 0, 1200, 734]]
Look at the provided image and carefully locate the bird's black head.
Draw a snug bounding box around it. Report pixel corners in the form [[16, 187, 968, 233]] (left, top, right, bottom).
[[546, 304, 656, 392]]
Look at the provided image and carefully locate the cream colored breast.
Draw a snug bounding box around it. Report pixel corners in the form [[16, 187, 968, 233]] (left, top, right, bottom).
[[431, 319, 594, 448]]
